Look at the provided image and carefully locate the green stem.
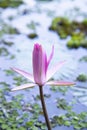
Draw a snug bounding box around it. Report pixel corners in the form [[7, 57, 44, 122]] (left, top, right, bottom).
[[39, 86, 52, 130]]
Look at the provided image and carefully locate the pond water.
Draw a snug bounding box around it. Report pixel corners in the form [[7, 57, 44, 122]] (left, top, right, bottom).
[[0, 0, 87, 130]]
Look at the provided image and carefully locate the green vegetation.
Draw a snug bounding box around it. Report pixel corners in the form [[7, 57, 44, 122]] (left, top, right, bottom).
[[0, 82, 45, 130], [0, 47, 9, 56], [0, 0, 23, 8], [0, 47, 15, 58], [27, 21, 37, 31], [56, 98, 72, 110], [67, 32, 87, 48], [49, 17, 71, 39], [4, 69, 16, 76], [0, 22, 19, 37], [76, 74, 87, 82], [0, 2, 87, 129], [51, 98, 87, 130], [13, 76, 28, 86], [28, 33, 38, 39], [49, 17, 87, 48], [0, 82, 26, 130], [79, 56, 87, 62], [0, 71, 87, 130], [52, 111, 87, 129], [0, 21, 17, 58], [50, 85, 68, 95], [27, 21, 38, 39], [2, 40, 14, 46]]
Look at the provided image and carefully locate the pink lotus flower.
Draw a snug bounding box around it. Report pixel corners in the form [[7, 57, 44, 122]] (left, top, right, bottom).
[[11, 43, 75, 129], [11, 43, 75, 91]]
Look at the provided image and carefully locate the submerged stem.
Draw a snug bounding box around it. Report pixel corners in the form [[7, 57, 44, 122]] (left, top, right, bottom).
[[39, 86, 52, 130]]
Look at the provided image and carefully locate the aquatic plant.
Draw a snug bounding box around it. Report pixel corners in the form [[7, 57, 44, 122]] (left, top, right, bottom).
[[49, 17, 71, 39], [27, 33, 38, 39], [0, 22, 19, 37], [27, 21, 38, 39], [79, 56, 87, 62], [67, 32, 87, 48], [0, 0, 23, 8], [76, 74, 87, 82], [11, 43, 75, 129], [50, 17, 87, 48]]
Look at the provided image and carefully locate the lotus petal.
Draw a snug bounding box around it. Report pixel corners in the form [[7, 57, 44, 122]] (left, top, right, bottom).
[[11, 83, 36, 91], [46, 81, 75, 86], [47, 45, 54, 67], [46, 61, 66, 81], [11, 67, 34, 82]]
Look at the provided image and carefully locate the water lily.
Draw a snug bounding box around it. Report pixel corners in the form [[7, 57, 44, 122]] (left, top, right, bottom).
[[11, 43, 75, 130], [11, 43, 74, 91]]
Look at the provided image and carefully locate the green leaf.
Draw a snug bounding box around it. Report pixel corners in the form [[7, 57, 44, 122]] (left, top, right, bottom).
[[64, 121, 71, 126]]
